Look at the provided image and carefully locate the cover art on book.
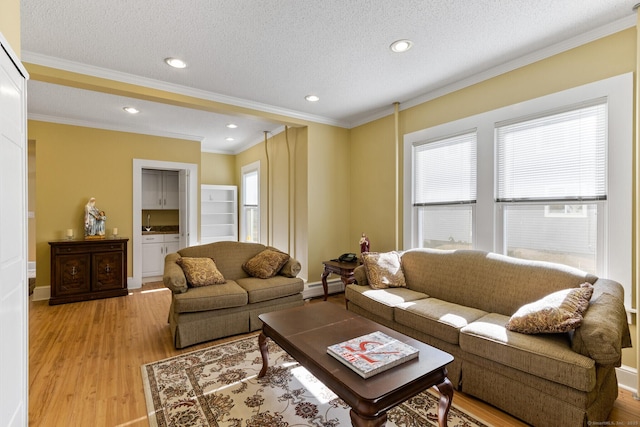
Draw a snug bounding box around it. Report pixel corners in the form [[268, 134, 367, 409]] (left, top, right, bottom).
[[327, 331, 419, 378]]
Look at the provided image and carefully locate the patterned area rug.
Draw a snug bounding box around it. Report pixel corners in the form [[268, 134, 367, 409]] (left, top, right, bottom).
[[141, 335, 493, 427]]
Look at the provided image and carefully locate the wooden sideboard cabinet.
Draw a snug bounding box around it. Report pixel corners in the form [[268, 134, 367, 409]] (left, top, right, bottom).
[[48, 238, 129, 305]]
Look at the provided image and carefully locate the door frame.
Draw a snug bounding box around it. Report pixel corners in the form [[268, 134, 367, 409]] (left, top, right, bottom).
[[132, 159, 198, 289]]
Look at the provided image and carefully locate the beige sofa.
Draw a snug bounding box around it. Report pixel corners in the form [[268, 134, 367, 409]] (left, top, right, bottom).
[[346, 248, 631, 427], [163, 241, 304, 348]]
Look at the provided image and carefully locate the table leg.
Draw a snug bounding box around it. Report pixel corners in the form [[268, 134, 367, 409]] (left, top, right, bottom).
[[257, 332, 269, 378], [434, 376, 453, 427], [349, 409, 387, 427], [321, 267, 330, 301]]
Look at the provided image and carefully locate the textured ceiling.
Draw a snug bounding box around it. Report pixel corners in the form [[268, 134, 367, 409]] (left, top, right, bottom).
[[21, 0, 635, 153]]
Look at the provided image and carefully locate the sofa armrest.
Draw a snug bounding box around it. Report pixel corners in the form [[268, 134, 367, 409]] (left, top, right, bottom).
[[571, 279, 632, 366], [353, 265, 368, 286], [279, 257, 301, 278], [163, 252, 188, 294]]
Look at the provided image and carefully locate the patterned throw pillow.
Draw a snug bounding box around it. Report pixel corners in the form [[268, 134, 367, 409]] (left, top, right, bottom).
[[362, 251, 407, 289], [506, 283, 594, 334], [242, 248, 290, 279], [176, 257, 226, 287]]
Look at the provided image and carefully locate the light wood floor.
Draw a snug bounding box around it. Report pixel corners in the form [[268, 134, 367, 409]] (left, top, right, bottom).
[[29, 283, 639, 426]]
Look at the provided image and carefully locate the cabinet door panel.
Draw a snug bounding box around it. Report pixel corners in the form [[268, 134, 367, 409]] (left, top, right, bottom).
[[56, 254, 91, 295], [163, 171, 179, 209], [142, 242, 164, 277], [93, 252, 125, 290], [142, 169, 163, 209]]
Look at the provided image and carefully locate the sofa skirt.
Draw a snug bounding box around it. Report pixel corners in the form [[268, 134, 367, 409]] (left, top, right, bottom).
[[170, 294, 303, 348]]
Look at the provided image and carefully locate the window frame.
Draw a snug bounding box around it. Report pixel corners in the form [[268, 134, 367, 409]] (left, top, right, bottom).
[[411, 130, 478, 250], [240, 161, 260, 243], [403, 73, 633, 309]]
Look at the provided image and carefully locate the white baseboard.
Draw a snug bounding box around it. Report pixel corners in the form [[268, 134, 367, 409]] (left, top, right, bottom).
[[303, 279, 344, 300], [616, 365, 638, 396], [31, 285, 50, 302], [31, 277, 137, 300]]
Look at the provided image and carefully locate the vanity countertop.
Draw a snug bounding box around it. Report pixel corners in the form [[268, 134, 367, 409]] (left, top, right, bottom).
[[142, 225, 179, 235]]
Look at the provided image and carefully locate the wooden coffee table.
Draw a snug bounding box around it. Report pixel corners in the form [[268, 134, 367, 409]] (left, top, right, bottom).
[[258, 303, 454, 427]]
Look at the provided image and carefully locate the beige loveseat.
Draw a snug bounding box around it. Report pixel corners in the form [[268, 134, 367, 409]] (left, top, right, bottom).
[[346, 248, 631, 427], [163, 241, 304, 348]]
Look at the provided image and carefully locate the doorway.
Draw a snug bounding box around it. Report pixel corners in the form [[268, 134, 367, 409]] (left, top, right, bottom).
[[132, 159, 198, 289]]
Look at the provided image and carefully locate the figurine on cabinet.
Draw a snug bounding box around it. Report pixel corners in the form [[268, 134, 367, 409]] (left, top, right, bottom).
[[84, 197, 107, 238]]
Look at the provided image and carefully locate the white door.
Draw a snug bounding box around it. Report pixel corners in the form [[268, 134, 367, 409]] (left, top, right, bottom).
[[178, 169, 189, 249], [0, 36, 29, 426], [164, 171, 179, 209]]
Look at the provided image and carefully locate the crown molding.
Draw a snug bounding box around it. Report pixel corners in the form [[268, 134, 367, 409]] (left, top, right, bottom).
[[28, 113, 207, 143], [22, 51, 349, 129], [201, 125, 287, 155], [23, 13, 637, 134], [349, 14, 637, 128]]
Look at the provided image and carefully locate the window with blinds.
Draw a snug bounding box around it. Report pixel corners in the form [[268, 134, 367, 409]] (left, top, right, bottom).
[[496, 99, 606, 203], [404, 73, 631, 306], [241, 164, 260, 243], [495, 100, 607, 273], [413, 131, 476, 249]]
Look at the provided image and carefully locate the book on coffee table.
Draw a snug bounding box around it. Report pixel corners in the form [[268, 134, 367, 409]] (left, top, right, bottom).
[[327, 331, 419, 378]]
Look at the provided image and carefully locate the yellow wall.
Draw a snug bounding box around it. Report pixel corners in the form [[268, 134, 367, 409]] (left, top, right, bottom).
[[233, 124, 350, 282], [28, 140, 36, 261], [0, 0, 21, 55], [350, 28, 637, 368], [235, 127, 316, 280], [201, 152, 236, 185], [349, 114, 398, 254], [28, 120, 201, 286], [304, 123, 353, 281]]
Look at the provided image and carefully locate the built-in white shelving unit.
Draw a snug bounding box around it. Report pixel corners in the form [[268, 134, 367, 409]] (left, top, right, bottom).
[[201, 185, 238, 244]]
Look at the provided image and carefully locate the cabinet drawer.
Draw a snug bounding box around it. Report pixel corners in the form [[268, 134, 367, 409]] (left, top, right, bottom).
[[53, 244, 94, 255], [142, 234, 164, 244], [98, 242, 126, 252], [164, 234, 180, 242]]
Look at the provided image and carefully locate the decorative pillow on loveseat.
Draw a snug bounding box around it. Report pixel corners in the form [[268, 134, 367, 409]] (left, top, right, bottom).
[[506, 283, 594, 334], [176, 257, 226, 287], [362, 251, 406, 289], [242, 248, 290, 279]]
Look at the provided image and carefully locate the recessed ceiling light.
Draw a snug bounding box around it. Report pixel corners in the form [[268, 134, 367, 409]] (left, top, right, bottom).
[[305, 95, 320, 102], [123, 106, 139, 114], [164, 57, 187, 68], [390, 39, 413, 53], [226, 123, 238, 129], [225, 137, 235, 142]]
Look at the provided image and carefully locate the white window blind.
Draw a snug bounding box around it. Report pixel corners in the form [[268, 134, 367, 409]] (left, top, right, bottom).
[[413, 131, 477, 206], [496, 100, 607, 202]]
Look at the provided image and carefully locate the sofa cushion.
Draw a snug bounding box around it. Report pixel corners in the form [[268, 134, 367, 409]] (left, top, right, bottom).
[[506, 283, 594, 334], [460, 313, 596, 391], [178, 241, 266, 280], [176, 257, 226, 287], [242, 248, 290, 279], [172, 280, 248, 313], [400, 249, 595, 316], [236, 276, 304, 304], [395, 298, 488, 345], [345, 284, 428, 322], [362, 251, 406, 289]]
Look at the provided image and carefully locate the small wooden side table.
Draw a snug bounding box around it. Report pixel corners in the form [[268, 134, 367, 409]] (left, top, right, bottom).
[[321, 260, 360, 301]]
